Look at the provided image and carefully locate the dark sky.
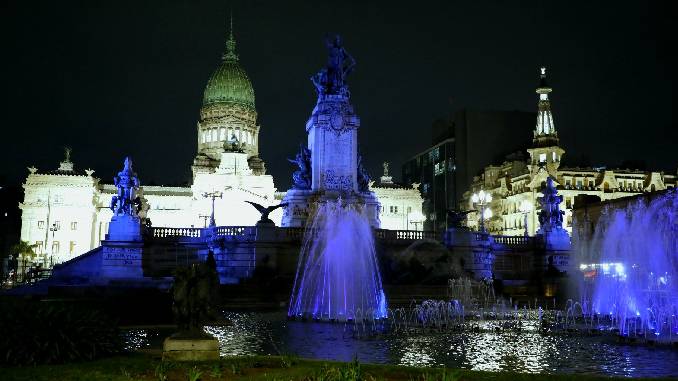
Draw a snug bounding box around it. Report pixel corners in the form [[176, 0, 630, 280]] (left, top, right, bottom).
[[1, 1, 675, 190]]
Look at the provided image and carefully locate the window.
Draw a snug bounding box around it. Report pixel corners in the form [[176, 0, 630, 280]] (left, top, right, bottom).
[[428, 148, 440, 162], [70, 221, 77, 231], [566, 198, 572, 209], [407, 206, 412, 213], [576, 179, 583, 189], [69, 241, 77, 255], [52, 241, 60, 254], [552, 152, 557, 162], [38, 221, 45, 229], [539, 153, 547, 163], [389, 206, 399, 214], [434, 161, 445, 176], [53, 221, 61, 230], [34, 241, 43, 254]]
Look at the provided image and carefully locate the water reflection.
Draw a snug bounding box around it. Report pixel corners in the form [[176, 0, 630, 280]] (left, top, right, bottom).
[[121, 311, 678, 378]]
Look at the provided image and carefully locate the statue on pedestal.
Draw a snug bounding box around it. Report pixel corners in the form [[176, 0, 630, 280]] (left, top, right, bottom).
[[537, 177, 565, 233], [311, 34, 356, 97], [110, 157, 142, 216]]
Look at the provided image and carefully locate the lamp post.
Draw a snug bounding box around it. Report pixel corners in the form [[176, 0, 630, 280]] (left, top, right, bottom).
[[202, 191, 223, 228], [519, 199, 532, 237], [49, 222, 59, 267], [471, 190, 492, 233], [198, 214, 210, 228]]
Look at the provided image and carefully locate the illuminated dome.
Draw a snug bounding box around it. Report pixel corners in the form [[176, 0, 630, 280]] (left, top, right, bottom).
[[202, 30, 255, 109]]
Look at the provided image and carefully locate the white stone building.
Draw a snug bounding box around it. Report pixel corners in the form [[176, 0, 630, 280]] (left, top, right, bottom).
[[463, 68, 677, 236], [369, 163, 424, 231], [18, 26, 424, 267]]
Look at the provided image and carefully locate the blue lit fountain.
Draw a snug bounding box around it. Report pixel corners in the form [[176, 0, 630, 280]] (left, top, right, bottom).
[[284, 35, 386, 321], [581, 190, 678, 339]]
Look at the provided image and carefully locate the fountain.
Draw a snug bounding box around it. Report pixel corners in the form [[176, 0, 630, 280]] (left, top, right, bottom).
[[289, 200, 387, 321], [285, 35, 386, 321], [578, 190, 678, 340]]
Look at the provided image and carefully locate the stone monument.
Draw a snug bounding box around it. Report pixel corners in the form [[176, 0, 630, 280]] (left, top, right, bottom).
[[537, 176, 570, 258], [102, 157, 145, 279], [282, 35, 380, 227]]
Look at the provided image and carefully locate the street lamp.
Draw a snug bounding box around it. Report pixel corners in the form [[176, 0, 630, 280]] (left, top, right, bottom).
[[49, 222, 59, 267], [471, 189, 492, 233], [202, 191, 223, 228], [519, 199, 532, 237]]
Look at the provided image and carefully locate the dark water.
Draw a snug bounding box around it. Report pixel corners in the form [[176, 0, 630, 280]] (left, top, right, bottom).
[[123, 311, 678, 378]]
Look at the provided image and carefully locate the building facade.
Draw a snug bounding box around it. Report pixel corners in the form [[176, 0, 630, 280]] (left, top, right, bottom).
[[402, 110, 535, 233], [463, 68, 677, 236], [370, 163, 424, 231], [18, 26, 423, 267]]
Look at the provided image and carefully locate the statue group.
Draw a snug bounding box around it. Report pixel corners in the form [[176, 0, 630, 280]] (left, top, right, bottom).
[[311, 34, 356, 97], [110, 157, 142, 216]]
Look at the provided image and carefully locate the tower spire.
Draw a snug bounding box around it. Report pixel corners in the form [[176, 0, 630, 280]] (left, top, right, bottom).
[[534, 66, 556, 141], [222, 12, 238, 62]]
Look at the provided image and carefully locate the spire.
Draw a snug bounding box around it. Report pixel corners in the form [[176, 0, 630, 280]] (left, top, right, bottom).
[[222, 13, 238, 62], [534, 66, 557, 139]]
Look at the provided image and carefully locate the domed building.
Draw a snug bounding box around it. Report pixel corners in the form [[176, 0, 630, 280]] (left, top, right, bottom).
[[18, 23, 282, 267], [193, 25, 266, 176], [17, 23, 424, 269]]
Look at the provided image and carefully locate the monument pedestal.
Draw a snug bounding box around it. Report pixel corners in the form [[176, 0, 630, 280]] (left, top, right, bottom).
[[105, 215, 143, 242], [282, 189, 380, 227], [162, 332, 219, 361]]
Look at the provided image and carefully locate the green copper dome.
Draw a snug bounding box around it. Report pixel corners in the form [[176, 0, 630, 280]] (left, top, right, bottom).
[[202, 29, 255, 109]]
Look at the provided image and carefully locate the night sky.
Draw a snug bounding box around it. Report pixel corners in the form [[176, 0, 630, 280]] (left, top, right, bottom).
[[1, 1, 675, 190]]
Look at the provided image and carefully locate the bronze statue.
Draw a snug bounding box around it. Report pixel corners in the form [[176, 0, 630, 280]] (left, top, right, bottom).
[[110, 157, 142, 216], [311, 34, 355, 96], [171, 253, 220, 334], [244, 201, 288, 225]]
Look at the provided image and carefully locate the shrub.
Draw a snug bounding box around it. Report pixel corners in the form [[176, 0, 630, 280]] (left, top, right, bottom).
[[0, 300, 123, 365]]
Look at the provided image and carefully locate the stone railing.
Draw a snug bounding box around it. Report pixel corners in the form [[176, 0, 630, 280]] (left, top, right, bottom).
[[152, 227, 202, 238], [492, 235, 532, 246], [375, 229, 438, 242], [215, 226, 255, 237], [151, 225, 442, 244]]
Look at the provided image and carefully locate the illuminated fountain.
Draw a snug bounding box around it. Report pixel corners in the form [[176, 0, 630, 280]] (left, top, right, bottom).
[[581, 190, 678, 339], [289, 200, 387, 321], [284, 35, 386, 321]]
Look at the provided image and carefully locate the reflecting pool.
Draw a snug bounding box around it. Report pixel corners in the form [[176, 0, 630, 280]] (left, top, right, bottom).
[[123, 311, 678, 378]]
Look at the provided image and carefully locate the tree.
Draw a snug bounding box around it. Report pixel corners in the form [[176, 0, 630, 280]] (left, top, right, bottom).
[[10, 241, 37, 282]]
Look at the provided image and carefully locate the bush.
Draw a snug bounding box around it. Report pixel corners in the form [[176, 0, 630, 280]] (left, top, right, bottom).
[[0, 300, 123, 365]]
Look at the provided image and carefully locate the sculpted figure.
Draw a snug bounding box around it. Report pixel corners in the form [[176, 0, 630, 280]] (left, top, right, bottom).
[[288, 144, 312, 189], [311, 34, 356, 96]]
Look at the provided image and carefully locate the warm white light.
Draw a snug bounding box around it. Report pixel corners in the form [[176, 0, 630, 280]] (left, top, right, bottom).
[[471, 194, 479, 203], [483, 209, 493, 219], [478, 190, 486, 201], [485, 193, 492, 203]]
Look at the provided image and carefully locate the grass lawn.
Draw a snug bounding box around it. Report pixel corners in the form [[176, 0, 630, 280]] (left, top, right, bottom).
[[1, 353, 673, 381]]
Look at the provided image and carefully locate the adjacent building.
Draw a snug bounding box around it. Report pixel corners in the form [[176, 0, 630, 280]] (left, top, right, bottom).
[[370, 163, 424, 231], [463, 68, 677, 236], [402, 110, 535, 232]]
